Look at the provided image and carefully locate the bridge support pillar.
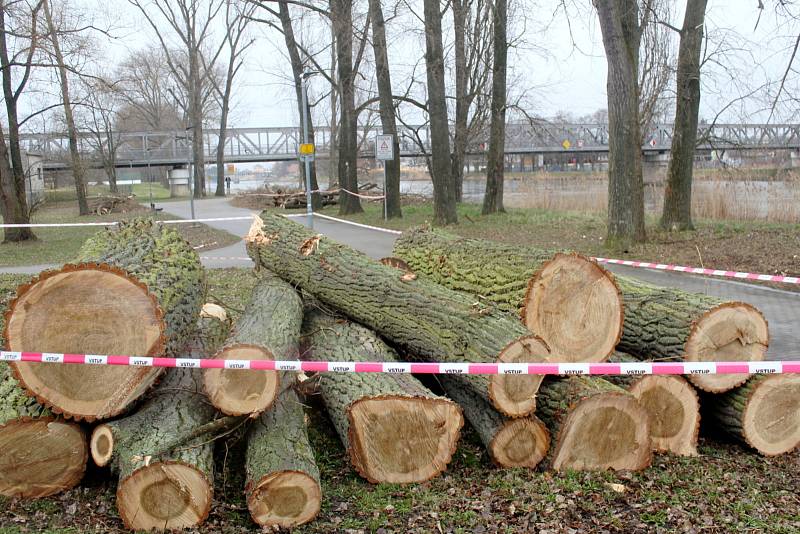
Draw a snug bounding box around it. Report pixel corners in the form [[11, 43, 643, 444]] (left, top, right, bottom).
[[642, 152, 670, 184], [169, 168, 191, 197], [791, 151, 800, 168]]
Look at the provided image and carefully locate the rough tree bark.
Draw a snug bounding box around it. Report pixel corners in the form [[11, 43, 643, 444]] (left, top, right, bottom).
[[423, 0, 457, 224], [437, 374, 549, 468], [451, 0, 468, 203], [392, 228, 623, 362], [4, 219, 204, 420], [0, 363, 87, 498], [482, 0, 507, 215], [302, 309, 462, 483], [245, 387, 321, 528], [367, 0, 401, 217], [245, 212, 550, 418], [595, 0, 646, 244], [536, 376, 652, 471], [205, 272, 302, 416], [333, 0, 362, 214], [660, 0, 707, 231]]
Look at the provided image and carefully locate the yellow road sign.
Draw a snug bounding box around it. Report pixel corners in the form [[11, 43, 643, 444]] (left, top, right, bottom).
[[299, 143, 315, 155], [561, 139, 571, 150]]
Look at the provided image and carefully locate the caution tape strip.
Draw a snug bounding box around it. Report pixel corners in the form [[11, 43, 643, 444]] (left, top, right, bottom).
[[1, 351, 797, 375], [593, 257, 800, 285], [0, 216, 256, 228], [312, 213, 403, 235]]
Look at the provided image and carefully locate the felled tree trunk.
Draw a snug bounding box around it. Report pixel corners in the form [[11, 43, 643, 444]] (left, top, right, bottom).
[[392, 227, 623, 362], [437, 374, 549, 468], [245, 387, 321, 528], [605, 353, 699, 456], [616, 276, 768, 393], [535, 376, 652, 471], [704, 374, 800, 456], [247, 212, 550, 418], [0, 363, 87, 498], [205, 273, 302, 416], [4, 219, 204, 420], [301, 310, 463, 483]]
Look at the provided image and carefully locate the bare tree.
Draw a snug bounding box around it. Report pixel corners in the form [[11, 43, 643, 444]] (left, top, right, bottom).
[[595, 0, 646, 244], [482, 0, 507, 214], [660, 0, 707, 230], [638, 0, 674, 138]]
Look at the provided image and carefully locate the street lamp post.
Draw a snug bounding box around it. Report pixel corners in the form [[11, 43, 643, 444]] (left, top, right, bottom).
[[301, 71, 314, 230]]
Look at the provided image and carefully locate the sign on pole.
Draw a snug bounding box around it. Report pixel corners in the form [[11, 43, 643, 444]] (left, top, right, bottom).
[[299, 143, 315, 162], [375, 134, 394, 160]]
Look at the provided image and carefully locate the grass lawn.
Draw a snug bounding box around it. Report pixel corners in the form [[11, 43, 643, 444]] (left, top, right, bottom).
[[0, 268, 797, 533], [0, 201, 239, 267], [44, 183, 188, 203]]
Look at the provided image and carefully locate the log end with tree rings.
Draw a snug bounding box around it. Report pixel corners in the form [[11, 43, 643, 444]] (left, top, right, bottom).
[[117, 461, 212, 531], [489, 335, 550, 418], [204, 345, 281, 416], [346, 395, 463, 484], [4, 265, 165, 420], [89, 424, 115, 467], [523, 253, 622, 363], [628, 375, 700, 456], [0, 418, 87, 498], [684, 302, 769, 392], [488, 416, 550, 468], [247, 470, 321, 528], [551, 392, 652, 472]]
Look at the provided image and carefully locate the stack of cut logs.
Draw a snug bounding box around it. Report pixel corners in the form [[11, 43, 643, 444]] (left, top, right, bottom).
[[0, 214, 797, 531]]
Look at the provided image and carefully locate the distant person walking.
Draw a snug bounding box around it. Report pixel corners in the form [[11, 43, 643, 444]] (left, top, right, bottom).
[[225, 176, 232, 195]]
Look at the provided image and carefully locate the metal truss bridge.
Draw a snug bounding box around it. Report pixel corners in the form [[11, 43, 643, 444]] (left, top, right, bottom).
[[20, 122, 800, 170]]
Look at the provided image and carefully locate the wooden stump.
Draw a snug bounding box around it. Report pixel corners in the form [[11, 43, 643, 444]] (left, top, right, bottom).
[[606, 353, 699, 456], [205, 273, 302, 415], [616, 276, 768, 393], [705, 374, 800, 456], [245, 387, 321, 528], [4, 219, 204, 420], [0, 363, 87, 498], [437, 374, 549, 468], [536, 376, 652, 471], [246, 212, 549, 418], [392, 228, 623, 362], [302, 310, 463, 483]]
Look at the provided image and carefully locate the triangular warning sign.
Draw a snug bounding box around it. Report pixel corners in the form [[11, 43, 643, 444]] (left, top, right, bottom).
[[380, 141, 388, 150]]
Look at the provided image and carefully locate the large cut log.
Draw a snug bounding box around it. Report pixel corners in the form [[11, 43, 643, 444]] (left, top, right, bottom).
[[246, 212, 550, 418], [0, 363, 87, 498], [436, 374, 549, 468], [393, 227, 623, 362], [616, 276, 768, 393], [704, 374, 800, 456], [605, 353, 699, 456], [535, 376, 652, 471], [4, 219, 204, 420], [205, 273, 302, 415], [301, 310, 463, 483], [245, 387, 321, 528], [89, 311, 229, 531]]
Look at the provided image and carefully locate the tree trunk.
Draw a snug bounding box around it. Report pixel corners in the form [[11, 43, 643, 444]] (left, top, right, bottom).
[[535, 376, 652, 471], [246, 212, 549, 418], [91, 369, 215, 530], [595, 0, 646, 244], [4, 219, 204, 420], [367, 0, 401, 218], [205, 272, 302, 416], [0, 7, 35, 242], [437, 374, 548, 468], [392, 228, 623, 362], [423, 0, 457, 224], [482, 0, 507, 215], [451, 0, 468, 204], [616, 275, 768, 393], [704, 374, 800, 456], [605, 352, 699, 456], [278, 2, 322, 209], [333, 0, 362, 215], [189, 43, 205, 197], [301, 309, 462, 483], [214, 90, 230, 197], [0, 363, 86, 498], [43, 0, 88, 215], [660, 0, 707, 231], [245, 386, 321, 527]]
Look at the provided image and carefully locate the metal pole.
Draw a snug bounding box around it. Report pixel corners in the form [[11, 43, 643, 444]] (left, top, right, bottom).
[[188, 148, 195, 220], [383, 161, 388, 220], [301, 72, 313, 230]]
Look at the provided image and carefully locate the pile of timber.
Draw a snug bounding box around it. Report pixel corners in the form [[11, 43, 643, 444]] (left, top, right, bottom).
[[1, 212, 797, 532], [86, 195, 141, 215]]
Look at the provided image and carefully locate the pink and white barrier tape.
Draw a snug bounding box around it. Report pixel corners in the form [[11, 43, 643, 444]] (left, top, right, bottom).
[[593, 257, 800, 285], [312, 213, 403, 235], [0, 216, 256, 228], [1, 351, 797, 375]]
